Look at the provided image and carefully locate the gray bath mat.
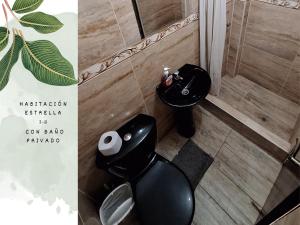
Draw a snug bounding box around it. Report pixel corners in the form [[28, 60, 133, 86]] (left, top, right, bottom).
[[172, 140, 213, 189]]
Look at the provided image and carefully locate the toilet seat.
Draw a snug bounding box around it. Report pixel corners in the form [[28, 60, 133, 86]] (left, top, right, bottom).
[[134, 159, 195, 225]]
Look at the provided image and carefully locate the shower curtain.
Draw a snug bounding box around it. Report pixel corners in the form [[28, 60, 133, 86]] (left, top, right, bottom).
[[199, 0, 226, 96]]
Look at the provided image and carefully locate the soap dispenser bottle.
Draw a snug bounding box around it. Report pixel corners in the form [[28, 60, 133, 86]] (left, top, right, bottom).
[[161, 66, 173, 87], [161, 66, 170, 83]]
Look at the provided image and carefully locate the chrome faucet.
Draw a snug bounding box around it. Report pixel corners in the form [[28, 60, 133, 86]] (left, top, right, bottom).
[[173, 71, 183, 81]]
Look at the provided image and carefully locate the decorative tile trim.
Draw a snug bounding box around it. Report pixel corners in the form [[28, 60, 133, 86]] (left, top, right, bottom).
[[79, 13, 198, 85], [257, 0, 300, 8]]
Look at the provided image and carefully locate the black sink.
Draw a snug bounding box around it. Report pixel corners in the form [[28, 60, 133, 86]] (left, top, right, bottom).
[[157, 64, 211, 107], [156, 64, 211, 138]]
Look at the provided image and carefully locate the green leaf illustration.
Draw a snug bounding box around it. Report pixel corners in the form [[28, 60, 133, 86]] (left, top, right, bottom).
[[20, 12, 63, 34], [12, 0, 43, 14], [0, 27, 10, 52], [0, 35, 24, 91], [21, 39, 77, 86]]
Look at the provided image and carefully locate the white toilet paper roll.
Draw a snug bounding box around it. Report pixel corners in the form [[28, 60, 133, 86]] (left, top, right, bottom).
[[98, 131, 122, 156]]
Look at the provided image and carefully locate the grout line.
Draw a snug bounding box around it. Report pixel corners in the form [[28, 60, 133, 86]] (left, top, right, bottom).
[[108, 0, 127, 48], [234, 0, 251, 75], [232, 0, 244, 76], [232, 0, 249, 76], [279, 48, 300, 96], [128, 59, 150, 114], [78, 212, 84, 225], [214, 128, 233, 159], [225, 0, 235, 75]]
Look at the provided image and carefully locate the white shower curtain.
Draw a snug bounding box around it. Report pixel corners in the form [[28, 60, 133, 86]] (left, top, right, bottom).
[[199, 0, 226, 96]]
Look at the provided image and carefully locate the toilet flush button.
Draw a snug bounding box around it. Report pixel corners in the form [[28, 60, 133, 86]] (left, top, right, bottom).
[[123, 133, 132, 141]]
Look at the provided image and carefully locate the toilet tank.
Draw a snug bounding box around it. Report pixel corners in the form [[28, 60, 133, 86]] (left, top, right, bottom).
[[96, 114, 157, 180]]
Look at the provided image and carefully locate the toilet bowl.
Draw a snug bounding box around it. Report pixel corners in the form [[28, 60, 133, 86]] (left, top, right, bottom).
[[96, 114, 195, 225]]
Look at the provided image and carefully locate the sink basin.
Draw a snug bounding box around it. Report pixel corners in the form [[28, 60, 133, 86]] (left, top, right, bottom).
[[156, 64, 211, 108], [156, 64, 211, 138]]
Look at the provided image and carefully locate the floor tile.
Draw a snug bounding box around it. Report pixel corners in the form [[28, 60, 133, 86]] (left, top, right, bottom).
[[215, 132, 282, 208], [240, 83, 300, 141], [219, 75, 256, 109], [224, 130, 282, 186], [156, 128, 188, 160], [218, 75, 300, 143], [200, 163, 261, 225], [193, 186, 237, 225], [192, 106, 231, 157]]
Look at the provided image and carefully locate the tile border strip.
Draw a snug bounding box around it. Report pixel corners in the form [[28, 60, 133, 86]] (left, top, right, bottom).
[[79, 13, 199, 85], [257, 0, 300, 8]]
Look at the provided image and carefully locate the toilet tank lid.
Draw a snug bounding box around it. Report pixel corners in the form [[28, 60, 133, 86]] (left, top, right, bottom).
[[96, 114, 156, 168]]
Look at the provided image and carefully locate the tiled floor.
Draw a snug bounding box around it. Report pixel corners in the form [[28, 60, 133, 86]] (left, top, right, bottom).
[[217, 75, 300, 143], [158, 106, 282, 225], [79, 106, 283, 225]]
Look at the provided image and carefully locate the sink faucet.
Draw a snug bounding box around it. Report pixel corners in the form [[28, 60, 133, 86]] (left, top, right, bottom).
[[173, 71, 183, 81]]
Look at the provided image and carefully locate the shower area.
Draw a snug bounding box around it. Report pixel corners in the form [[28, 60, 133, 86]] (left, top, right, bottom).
[[212, 0, 300, 159]]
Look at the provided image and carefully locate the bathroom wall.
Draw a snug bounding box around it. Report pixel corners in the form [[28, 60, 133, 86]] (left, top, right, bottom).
[[79, 0, 200, 72], [224, 0, 300, 104], [79, 13, 199, 198], [79, 0, 141, 71]]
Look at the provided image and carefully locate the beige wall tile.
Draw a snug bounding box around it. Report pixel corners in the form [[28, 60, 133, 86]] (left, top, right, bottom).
[[130, 21, 199, 138], [79, 166, 112, 201], [238, 1, 300, 99], [79, 0, 125, 71], [244, 1, 300, 62], [137, 0, 183, 36], [78, 60, 147, 189], [281, 53, 300, 104], [131, 21, 199, 99], [144, 94, 174, 139], [240, 44, 291, 92], [111, 0, 141, 46], [186, 0, 199, 15]]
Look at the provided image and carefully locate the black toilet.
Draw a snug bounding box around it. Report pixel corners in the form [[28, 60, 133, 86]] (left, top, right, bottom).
[[96, 114, 195, 225]]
